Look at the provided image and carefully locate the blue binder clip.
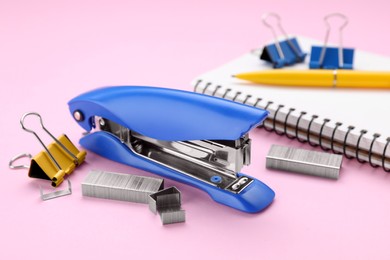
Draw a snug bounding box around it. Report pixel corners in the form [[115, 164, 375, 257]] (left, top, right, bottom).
[[310, 13, 354, 69], [260, 13, 306, 68], [68, 86, 275, 213]]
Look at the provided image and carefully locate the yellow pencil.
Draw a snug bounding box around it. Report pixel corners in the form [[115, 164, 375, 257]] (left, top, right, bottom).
[[233, 70, 390, 88]]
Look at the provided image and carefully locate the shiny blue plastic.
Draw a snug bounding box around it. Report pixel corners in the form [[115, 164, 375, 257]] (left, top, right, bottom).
[[310, 46, 354, 69], [261, 38, 307, 68], [68, 86, 268, 141], [68, 86, 275, 213]]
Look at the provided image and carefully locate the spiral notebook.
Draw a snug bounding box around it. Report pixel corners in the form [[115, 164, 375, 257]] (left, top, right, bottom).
[[192, 37, 390, 171]]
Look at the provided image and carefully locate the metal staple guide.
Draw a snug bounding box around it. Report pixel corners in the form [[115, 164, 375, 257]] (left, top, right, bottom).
[[149, 187, 185, 225], [81, 170, 164, 203], [266, 145, 343, 179]]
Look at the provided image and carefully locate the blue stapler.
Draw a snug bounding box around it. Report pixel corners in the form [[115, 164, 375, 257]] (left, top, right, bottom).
[[68, 86, 275, 213]]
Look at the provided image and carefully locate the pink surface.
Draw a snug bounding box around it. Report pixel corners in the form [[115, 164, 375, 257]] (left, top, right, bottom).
[[1, 1, 390, 259]]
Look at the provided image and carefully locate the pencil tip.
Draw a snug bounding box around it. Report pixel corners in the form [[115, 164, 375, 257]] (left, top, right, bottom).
[[231, 75, 236, 78]]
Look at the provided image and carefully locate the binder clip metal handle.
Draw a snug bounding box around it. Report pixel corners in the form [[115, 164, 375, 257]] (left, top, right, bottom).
[[39, 179, 72, 201], [319, 13, 348, 69], [21, 112, 79, 168], [260, 12, 306, 68], [9, 153, 32, 169], [310, 13, 354, 70], [9, 153, 73, 201]]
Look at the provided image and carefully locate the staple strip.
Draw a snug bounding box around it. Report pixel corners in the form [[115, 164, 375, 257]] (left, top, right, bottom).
[[266, 144, 343, 179], [82, 170, 164, 203], [149, 187, 185, 225], [160, 209, 186, 225]]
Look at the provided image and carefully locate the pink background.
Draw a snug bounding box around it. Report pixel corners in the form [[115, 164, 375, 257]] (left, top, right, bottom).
[[1, 1, 390, 259]]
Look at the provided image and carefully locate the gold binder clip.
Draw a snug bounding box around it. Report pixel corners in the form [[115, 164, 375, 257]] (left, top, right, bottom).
[[14, 112, 87, 187]]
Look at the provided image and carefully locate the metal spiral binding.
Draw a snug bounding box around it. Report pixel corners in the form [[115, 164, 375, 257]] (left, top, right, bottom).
[[232, 91, 242, 101], [212, 85, 222, 96], [382, 138, 390, 172], [195, 82, 390, 172], [242, 94, 252, 105], [355, 130, 368, 163], [343, 126, 355, 159], [202, 82, 212, 94], [284, 108, 296, 139], [355, 129, 367, 163], [295, 111, 308, 143], [273, 105, 285, 135], [193, 79, 202, 93], [222, 88, 231, 98], [307, 115, 319, 147], [319, 119, 331, 151], [368, 134, 381, 168], [262, 101, 274, 132], [253, 98, 262, 107], [330, 122, 343, 154]]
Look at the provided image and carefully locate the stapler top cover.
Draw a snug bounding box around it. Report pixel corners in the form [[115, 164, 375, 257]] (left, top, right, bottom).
[[68, 86, 268, 141]]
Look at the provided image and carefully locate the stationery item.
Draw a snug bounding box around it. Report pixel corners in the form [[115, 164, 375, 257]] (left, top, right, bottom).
[[12, 112, 86, 187], [266, 145, 343, 179], [149, 187, 181, 214], [259, 13, 306, 68], [39, 179, 72, 201], [149, 187, 185, 225], [160, 209, 186, 225], [68, 86, 275, 213], [191, 36, 390, 172], [233, 70, 390, 88], [81, 170, 164, 204], [309, 13, 354, 69]]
